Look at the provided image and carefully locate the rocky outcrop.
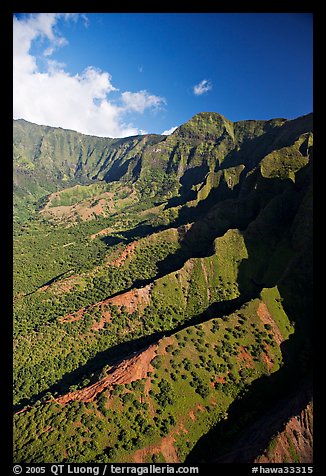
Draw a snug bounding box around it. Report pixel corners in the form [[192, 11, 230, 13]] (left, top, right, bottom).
[[255, 400, 313, 463], [56, 344, 157, 404]]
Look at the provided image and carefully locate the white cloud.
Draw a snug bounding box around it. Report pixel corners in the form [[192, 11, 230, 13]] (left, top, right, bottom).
[[161, 126, 178, 135], [193, 79, 212, 96], [80, 14, 89, 28], [121, 91, 166, 113], [13, 14, 166, 138]]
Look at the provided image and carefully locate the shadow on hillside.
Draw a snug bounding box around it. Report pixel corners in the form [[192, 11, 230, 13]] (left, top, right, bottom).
[[164, 162, 209, 209], [25, 269, 75, 297], [186, 343, 312, 463], [215, 113, 312, 172], [100, 223, 165, 246], [101, 159, 312, 291], [41, 269, 74, 287], [103, 157, 135, 182], [100, 168, 285, 291], [15, 163, 312, 441], [165, 172, 243, 226], [99, 235, 130, 247], [99, 167, 245, 248], [182, 161, 312, 291], [98, 157, 273, 268], [185, 299, 313, 463], [209, 378, 313, 463], [186, 165, 313, 463], [14, 291, 260, 413]]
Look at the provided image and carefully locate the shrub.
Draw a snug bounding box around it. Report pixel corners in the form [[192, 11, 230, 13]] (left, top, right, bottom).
[[131, 379, 145, 391], [195, 382, 210, 398], [151, 356, 163, 369], [172, 349, 181, 356], [154, 379, 175, 407], [121, 393, 134, 404]]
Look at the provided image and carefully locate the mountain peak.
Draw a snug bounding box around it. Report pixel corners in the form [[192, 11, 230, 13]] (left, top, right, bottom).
[[173, 111, 234, 141]]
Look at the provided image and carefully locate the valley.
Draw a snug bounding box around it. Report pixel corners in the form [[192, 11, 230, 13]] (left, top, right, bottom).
[[13, 111, 313, 463]]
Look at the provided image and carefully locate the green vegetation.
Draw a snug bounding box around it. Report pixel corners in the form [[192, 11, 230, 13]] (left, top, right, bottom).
[[13, 294, 292, 463], [47, 182, 110, 208], [13, 111, 313, 464]]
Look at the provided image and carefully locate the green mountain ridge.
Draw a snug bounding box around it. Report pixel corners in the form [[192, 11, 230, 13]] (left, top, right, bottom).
[[13, 112, 312, 215], [13, 111, 313, 463]]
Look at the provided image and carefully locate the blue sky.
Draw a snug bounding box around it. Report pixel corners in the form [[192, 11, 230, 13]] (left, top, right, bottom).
[[13, 13, 313, 138]]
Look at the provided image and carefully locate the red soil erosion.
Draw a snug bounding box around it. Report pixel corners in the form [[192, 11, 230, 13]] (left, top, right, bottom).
[[189, 403, 207, 421], [60, 284, 152, 327], [257, 301, 284, 372], [237, 345, 254, 369], [189, 411, 196, 421], [38, 273, 77, 294], [41, 191, 115, 222], [55, 344, 157, 405], [159, 336, 174, 354], [107, 285, 152, 313], [261, 344, 274, 371], [255, 401, 313, 463], [177, 423, 189, 435], [132, 434, 180, 463], [108, 242, 137, 267], [210, 375, 226, 388], [257, 302, 284, 346], [90, 227, 114, 240], [132, 400, 208, 462], [91, 308, 112, 331], [61, 307, 85, 324]]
